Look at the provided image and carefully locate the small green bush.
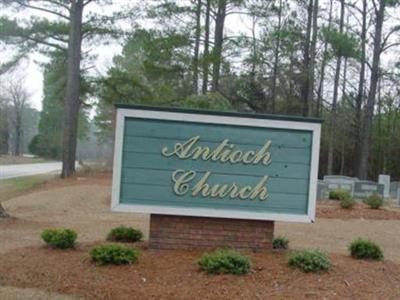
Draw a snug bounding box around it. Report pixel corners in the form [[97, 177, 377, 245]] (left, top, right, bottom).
[[272, 236, 289, 250], [363, 194, 383, 209], [107, 226, 143, 243], [340, 197, 356, 209], [41, 228, 77, 249], [329, 189, 351, 201], [198, 250, 251, 275], [349, 239, 383, 260], [288, 250, 331, 273], [90, 244, 139, 265]]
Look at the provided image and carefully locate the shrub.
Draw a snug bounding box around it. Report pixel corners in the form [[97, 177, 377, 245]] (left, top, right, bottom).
[[41, 228, 77, 249], [288, 250, 331, 273], [349, 239, 383, 260], [364, 194, 383, 209], [198, 250, 251, 275], [329, 189, 350, 201], [272, 236, 289, 250], [107, 226, 143, 243], [340, 197, 356, 209], [90, 244, 139, 265]]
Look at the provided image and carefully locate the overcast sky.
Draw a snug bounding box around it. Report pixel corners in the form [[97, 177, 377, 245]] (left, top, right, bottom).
[[0, 1, 250, 111], [1, 0, 399, 112]]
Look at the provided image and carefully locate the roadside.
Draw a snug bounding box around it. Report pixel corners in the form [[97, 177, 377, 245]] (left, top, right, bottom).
[[0, 174, 57, 203], [0, 155, 49, 165], [0, 162, 62, 180]]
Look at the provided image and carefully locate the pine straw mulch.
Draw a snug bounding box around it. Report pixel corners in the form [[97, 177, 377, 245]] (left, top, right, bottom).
[[317, 200, 400, 220], [0, 242, 399, 300]]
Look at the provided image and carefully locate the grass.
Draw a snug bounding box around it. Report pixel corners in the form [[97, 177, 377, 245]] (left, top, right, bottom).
[[0, 155, 49, 165], [0, 174, 56, 202]]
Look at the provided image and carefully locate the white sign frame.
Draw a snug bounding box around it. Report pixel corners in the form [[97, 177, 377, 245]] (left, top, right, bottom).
[[111, 107, 321, 223]]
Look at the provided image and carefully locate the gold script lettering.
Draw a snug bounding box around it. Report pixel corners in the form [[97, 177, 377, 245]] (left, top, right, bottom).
[[171, 170, 269, 201], [162, 136, 272, 166]]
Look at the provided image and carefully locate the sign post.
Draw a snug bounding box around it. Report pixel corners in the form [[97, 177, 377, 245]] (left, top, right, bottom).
[[111, 105, 321, 251]]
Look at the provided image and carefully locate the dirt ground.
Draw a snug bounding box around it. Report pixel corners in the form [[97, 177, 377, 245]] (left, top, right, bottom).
[[0, 173, 400, 299]]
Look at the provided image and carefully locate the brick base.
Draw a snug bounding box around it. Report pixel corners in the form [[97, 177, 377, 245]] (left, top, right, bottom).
[[149, 214, 274, 251]]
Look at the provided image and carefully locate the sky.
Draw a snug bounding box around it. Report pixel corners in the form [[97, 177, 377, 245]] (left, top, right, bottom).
[[1, 1, 399, 112], [0, 1, 250, 111]]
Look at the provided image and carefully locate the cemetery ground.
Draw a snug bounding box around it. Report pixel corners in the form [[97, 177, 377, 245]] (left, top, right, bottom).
[[0, 172, 400, 299]]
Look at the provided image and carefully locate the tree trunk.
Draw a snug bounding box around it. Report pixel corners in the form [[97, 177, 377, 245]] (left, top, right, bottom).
[[211, 0, 227, 92], [61, 0, 84, 178], [327, 0, 345, 175], [301, 0, 313, 116], [270, 0, 282, 114], [353, 0, 367, 177], [316, 0, 333, 117], [357, 0, 385, 179], [0, 203, 9, 218], [201, 0, 211, 94], [14, 112, 22, 156], [306, 0, 319, 117], [192, 0, 202, 94]]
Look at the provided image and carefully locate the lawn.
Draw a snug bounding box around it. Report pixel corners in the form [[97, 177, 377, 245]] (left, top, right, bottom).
[[0, 173, 57, 202]]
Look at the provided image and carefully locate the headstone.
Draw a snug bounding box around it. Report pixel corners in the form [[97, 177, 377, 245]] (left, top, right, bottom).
[[378, 174, 391, 198], [354, 181, 384, 198], [323, 175, 359, 185], [397, 189, 400, 206], [317, 180, 328, 200], [323, 175, 357, 196], [390, 181, 400, 199]]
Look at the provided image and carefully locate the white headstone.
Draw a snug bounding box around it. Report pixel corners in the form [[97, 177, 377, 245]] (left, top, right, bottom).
[[378, 174, 391, 198]]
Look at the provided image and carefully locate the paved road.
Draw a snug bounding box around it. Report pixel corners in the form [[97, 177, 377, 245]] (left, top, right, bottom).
[[0, 162, 62, 180]]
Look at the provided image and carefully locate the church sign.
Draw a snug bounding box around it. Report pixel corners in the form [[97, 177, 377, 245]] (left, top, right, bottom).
[[111, 105, 321, 223]]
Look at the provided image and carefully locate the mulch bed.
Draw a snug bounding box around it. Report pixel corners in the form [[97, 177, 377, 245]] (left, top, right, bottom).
[[317, 200, 400, 220], [0, 242, 399, 300]]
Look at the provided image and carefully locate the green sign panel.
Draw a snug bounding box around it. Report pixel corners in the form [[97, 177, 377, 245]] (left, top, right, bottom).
[[112, 105, 321, 222]]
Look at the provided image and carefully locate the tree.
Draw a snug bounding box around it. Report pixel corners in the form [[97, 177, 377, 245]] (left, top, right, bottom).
[[1, 76, 30, 156], [356, 0, 398, 179], [202, 0, 211, 94], [61, 0, 84, 178], [326, 0, 345, 175], [30, 51, 88, 159], [0, 0, 133, 177], [192, 0, 202, 94]]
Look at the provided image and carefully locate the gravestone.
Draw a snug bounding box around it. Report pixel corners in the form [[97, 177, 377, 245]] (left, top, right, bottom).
[[354, 181, 384, 198], [390, 182, 400, 199], [378, 174, 390, 198], [317, 180, 328, 200], [323, 175, 357, 196], [397, 189, 400, 206]]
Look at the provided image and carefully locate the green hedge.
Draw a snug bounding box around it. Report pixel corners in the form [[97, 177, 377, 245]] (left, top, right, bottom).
[[349, 239, 383, 260], [288, 250, 331, 273], [363, 194, 383, 209], [272, 236, 289, 250], [90, 244, 139, 265], [199, 250, 251, 275], [107, 226, 143, 243], [41, 228, 77, 249]]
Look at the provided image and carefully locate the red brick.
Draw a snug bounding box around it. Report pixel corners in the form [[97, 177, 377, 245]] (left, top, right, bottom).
[[149, 214, 274, 251]]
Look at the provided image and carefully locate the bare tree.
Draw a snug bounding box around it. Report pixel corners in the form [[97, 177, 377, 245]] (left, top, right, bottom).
[[1, 77, 30, 156]]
